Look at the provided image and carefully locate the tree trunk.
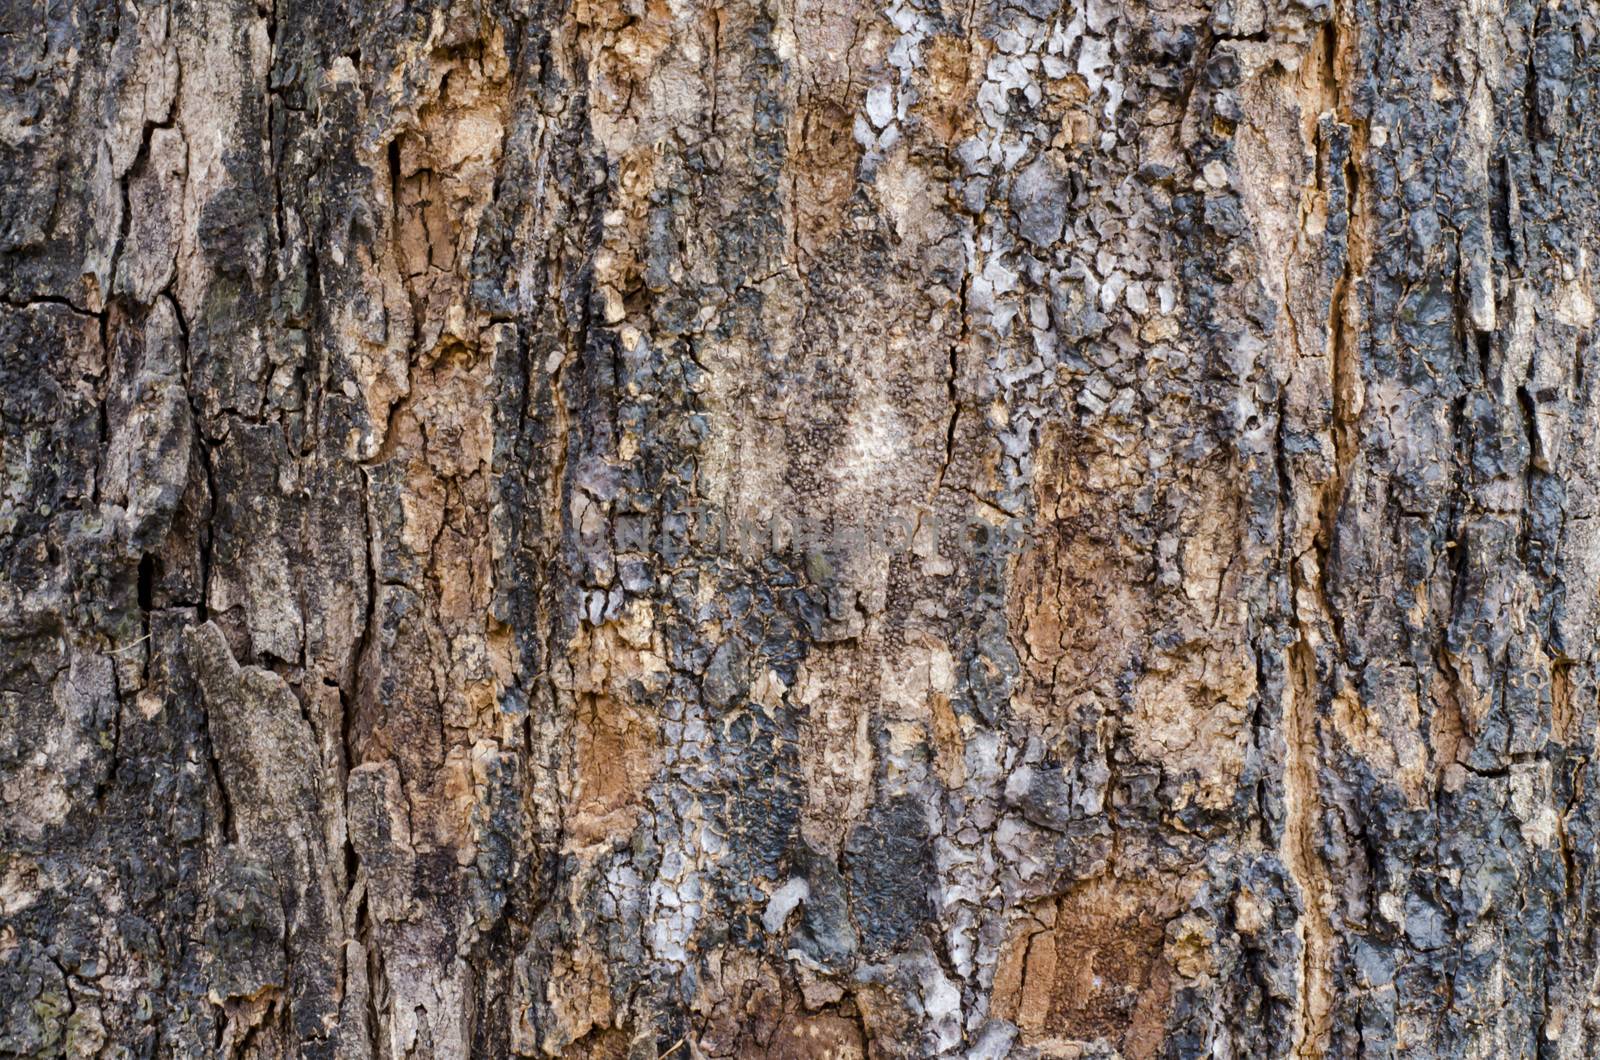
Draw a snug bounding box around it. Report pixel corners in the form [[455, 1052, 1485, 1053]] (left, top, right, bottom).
[[3, 0, 1597, 1055]]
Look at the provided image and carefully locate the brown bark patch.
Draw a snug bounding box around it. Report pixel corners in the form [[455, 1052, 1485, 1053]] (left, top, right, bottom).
[[990, 878, 1179, 1058], [563, 604, 667, 851], [1008, 426, 1145, 712], [791, 99, 863, 256], [769, 1011, 867, 1059], [913, 34, 981, 144]]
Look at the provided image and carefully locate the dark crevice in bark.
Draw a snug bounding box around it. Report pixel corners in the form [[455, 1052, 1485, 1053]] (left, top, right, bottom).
[[935, 269, 969, 499]]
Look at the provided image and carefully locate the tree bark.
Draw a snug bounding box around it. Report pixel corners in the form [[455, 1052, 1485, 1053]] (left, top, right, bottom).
[[3, 0, 1598, 1055]]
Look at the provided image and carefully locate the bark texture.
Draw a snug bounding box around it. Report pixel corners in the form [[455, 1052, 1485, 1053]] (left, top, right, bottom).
[[4, 0, 1600, 1055]]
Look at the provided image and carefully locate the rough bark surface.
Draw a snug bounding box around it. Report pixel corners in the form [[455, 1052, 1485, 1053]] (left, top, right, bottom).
[[4, 0, 1600, 1055]]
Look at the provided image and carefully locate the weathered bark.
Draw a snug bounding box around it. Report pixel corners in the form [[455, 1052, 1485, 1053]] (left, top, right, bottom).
[[3, 0, 1599, 1055]]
